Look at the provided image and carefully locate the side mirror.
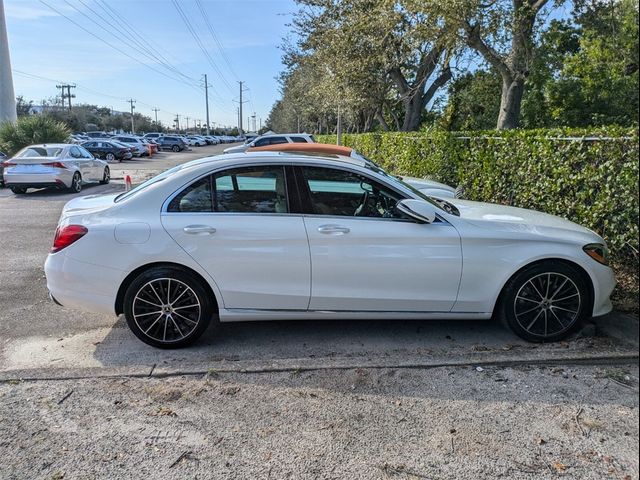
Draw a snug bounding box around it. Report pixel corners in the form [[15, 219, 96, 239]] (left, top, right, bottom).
[[395, 199, 437, 224]]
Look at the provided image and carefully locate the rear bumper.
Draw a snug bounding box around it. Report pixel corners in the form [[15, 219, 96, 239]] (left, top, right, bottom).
[[4, 171, 73, 188], [45, 251, 124, 316]]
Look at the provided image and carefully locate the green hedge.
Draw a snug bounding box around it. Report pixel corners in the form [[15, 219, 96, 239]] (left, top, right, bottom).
[[317, 128, 639, 267]]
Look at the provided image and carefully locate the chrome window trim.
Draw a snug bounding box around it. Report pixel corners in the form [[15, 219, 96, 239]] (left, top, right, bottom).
[[161, 160, 451, 225]]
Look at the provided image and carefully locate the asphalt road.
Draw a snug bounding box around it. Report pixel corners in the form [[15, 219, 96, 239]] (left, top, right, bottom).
[[0, 143, 637, 379]]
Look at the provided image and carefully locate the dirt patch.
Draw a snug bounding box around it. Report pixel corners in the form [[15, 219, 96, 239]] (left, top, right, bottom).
[[1, 364, 637, 479]]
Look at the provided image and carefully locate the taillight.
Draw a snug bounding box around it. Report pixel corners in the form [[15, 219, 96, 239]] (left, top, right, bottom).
[[51, 225, 88, 253], [43, 162, 67, 169], [2, 161, 16, 167], [119, 149, 128, 154]]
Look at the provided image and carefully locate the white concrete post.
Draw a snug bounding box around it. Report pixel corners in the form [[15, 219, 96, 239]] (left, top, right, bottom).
[[0, 0, 17, 123]]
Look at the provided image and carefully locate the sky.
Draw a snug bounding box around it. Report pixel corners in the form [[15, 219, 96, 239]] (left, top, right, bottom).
[[4, 0, 297, 130]]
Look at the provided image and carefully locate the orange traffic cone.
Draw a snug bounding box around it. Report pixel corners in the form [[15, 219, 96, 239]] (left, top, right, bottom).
[[125, 174, 132, 191]]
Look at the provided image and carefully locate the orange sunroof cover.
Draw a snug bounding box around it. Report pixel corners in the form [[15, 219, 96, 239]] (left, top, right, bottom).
[[247, 142, 353, 156]]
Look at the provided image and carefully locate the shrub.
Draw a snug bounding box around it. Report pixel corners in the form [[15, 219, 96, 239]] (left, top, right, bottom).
[[0, 115, 71, 155], [318, 129, 639, 310]]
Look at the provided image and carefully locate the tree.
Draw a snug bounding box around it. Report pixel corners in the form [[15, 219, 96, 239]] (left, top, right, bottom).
[[439, 0, 557, 129], [284, 0, 455, 132], [546, 0, 639, 126], [0, 115, 70, 155], [440, 70, 501, 130], [15, 96, 33, 117]]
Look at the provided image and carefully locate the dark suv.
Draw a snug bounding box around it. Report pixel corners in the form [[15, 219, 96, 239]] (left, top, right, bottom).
[[156, 136, 186, 152]]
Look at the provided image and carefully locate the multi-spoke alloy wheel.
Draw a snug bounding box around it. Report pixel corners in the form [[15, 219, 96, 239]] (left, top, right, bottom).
[[499, 262, 588, 342], [514, 273, 581, 338], [124, 267, 215, 348], [133, 278, 201, 343]]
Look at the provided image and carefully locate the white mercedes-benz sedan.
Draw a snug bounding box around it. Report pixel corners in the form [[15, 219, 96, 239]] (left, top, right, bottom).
[[44, 152, 615, 348]]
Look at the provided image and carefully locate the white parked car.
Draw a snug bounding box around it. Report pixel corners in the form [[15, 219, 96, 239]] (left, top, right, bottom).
[[3, 144, 110, 194], [224, 133, 315, 154], [45, 152, 615, 348]]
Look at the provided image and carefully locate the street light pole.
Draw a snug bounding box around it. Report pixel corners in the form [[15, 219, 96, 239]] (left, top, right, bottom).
[[0, 0, 17, 123]]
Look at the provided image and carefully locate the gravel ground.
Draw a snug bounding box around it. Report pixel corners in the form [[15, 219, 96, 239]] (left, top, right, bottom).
[[1, 364, 637, 480]]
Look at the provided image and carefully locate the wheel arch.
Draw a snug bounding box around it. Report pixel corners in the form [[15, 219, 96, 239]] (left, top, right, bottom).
[[493, 257, 595, 317], [115, 261, 219, 315]]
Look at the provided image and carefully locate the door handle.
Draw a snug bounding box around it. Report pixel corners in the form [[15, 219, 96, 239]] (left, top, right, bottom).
[[317, 224, 350, 235], [183, 225, 216, 235]]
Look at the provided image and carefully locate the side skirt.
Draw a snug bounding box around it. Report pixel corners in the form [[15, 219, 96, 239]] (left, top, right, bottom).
[[218, 310, 492, 323]]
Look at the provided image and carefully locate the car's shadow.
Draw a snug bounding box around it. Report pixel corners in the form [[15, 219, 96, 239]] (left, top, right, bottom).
[[91, 314, 601, 370]]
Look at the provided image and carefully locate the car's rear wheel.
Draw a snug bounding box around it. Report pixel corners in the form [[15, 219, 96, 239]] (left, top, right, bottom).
[[123, 267, 215, 348], [69, 172, 82, 193], [172, 145, 180, 152], [100, 166, 110, 184], [106, 153, 115, 161], [498, 261, 589, 342], [11, 187, 27, 194]]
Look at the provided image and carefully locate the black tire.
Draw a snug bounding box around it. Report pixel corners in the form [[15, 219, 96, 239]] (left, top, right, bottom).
[[123, 267, 216, 348], [106, 152, 115, 161], [69, 172, 82, 193], [172, 145, 180, 152], [100, 166, 110, 185], [497, 261, 589, 342], [11, 187, 27, 194]]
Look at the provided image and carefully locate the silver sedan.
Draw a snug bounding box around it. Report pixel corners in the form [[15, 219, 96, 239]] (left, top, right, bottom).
[[2, 143, 110, 194]]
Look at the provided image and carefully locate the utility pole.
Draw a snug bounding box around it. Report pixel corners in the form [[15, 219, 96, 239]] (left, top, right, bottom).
[[127, 98, 136, 133], [251, 112, 256, 132], [56, 84, 76, 111], [175, 114, 180, 132], [0, 0, 17, 123], [185, 116, 190, 133], [152, 107, 160, 128], [237, 81, 250, 135], [203, 74, 211, 135], [337, 104, 342, 146]]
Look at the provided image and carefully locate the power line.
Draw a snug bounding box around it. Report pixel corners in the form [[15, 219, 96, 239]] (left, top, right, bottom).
[[170, 0, 233, 93], [91, 0, 203, 89], [62, 0, 202, 94], [194, 0, 238, 80], [14, 69, 175, 120], [39, 0, 206, 92]]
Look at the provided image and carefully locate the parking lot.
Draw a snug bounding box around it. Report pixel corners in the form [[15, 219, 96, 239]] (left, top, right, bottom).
[[1, 143, 638, 479]]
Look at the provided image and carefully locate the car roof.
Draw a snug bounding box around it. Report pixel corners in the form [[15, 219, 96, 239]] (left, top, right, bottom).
[[248, 143, 352, 155], [180, 151, 367, 172]]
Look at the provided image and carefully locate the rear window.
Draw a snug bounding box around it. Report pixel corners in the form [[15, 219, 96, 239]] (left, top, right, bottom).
[[15, 146, 64, 158], [290, 137, 308, 143]]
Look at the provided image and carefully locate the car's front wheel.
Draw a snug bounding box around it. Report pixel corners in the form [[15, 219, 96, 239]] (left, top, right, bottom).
[[172, 145, 180, 152], [123, 267, 215, 348], [498, 261, 589, 342]]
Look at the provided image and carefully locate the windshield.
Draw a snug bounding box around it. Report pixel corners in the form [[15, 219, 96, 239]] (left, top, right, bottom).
[[361, 160, 445, 212], [15, 146, 64, 158]]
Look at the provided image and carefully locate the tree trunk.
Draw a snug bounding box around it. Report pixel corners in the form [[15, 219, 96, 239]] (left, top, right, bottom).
[[496, 74, 525, 130], [401, 94, 424, 131], [375, 109, 390, 131]]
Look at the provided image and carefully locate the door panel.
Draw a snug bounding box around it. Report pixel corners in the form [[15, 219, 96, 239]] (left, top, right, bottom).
[[162, 214, 311, 310], [304, 217, 462, 311], [297, 165, 462, 312], [160, 166, 310, 310]]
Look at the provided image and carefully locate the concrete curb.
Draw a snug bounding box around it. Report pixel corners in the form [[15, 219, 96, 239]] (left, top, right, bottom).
[[1, 349, 637, 383]]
